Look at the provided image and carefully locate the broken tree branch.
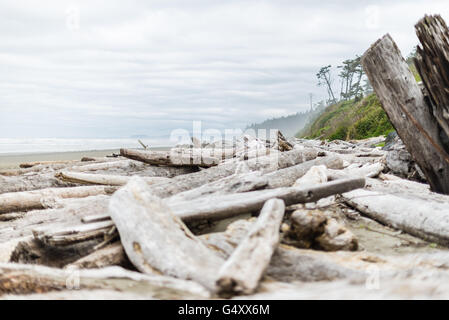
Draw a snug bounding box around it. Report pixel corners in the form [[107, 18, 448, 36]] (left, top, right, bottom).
[[217, 199, 285, 296]]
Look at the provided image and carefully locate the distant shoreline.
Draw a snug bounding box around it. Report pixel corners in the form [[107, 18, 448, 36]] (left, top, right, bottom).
[[0, 147, 171, 170]]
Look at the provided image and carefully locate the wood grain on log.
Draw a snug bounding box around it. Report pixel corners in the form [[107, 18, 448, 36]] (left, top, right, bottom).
[[415, 15, 449, 139], [362, 33, 449, 194], [170, 177, 365, 222], [217, 199, 285, 295]]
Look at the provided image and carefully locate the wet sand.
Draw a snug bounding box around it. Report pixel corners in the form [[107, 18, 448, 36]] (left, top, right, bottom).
[[0, 148, 170, 170]]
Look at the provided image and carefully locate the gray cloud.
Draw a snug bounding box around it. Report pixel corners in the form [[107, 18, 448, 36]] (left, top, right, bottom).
[[1, 0, 449, 138]]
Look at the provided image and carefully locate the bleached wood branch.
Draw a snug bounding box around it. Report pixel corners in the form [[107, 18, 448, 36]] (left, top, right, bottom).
[[56, 171, 169, 186], [0, 186, 116, 214], [108, 177, 225, 292], [170, 177, 365, 222], [0, 263, 210, 299], [217, 199, 285, 295]]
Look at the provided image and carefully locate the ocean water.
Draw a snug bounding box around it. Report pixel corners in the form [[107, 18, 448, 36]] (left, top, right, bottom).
[[0, 138, 170, 155]]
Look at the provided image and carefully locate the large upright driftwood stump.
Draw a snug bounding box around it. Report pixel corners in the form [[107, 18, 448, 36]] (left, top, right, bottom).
[[415, 15, 449, 140], [362, 34, 449, 194]]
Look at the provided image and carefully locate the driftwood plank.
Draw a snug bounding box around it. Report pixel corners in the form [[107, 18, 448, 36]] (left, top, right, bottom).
[[108, 177, 225, 292], [362, 33, 449, 194], [217, 199, 285, 295]]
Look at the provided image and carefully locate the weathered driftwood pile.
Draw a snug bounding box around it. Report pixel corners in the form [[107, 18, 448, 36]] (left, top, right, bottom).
[[1, 128, 449, 300], [3, 14, 449, 300]]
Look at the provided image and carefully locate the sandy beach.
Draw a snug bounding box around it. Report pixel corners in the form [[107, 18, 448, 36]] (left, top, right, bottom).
[[0, 147, 170, 170]]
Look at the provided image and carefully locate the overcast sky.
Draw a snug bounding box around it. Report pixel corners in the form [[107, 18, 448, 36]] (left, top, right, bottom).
[[1, 0, 449, 139]]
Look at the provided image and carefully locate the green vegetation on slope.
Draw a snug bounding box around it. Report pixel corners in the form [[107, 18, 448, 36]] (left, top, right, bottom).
[[298, 93, 394, 141]]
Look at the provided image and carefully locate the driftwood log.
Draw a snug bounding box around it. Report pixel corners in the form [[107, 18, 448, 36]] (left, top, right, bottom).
[[265, 155, 343, 189], [146, 148, 319, 198], [170, 155, 343, 202], [33, 220, 115, 246], [0, 174, 79, 194], [170, 177, 365, 222], [108, 177, 224, 292], [55, 171, 169, 186], [0, 186, 116, 214], [0, 263, 210, 299], [415, 15, 449, 140], [217, 199, 285, 295], [120, 148, 222, 167], [362, 33, 449, 194], [343, 188, 449, 246]]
